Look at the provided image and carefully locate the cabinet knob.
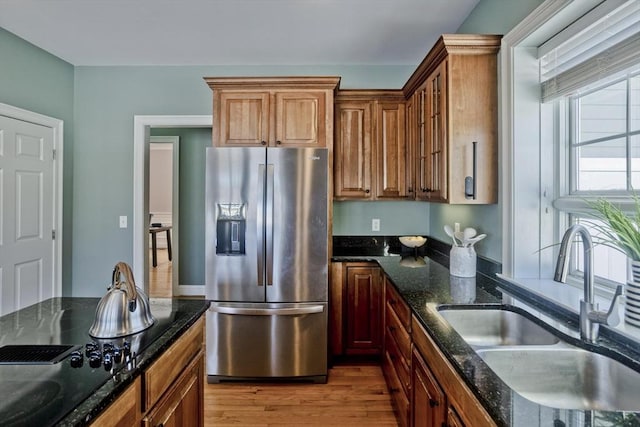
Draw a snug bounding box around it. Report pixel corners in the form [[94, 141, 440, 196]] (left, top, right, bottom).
[[276, 140, 282, 145], [429, 398, 439, 408], [408, 187, 414, 193], [261, 140, 267, 145], [365, 189, 370, 194]]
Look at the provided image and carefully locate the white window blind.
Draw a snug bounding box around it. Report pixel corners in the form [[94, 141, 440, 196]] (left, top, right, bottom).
[[540, 0, 640, 102]]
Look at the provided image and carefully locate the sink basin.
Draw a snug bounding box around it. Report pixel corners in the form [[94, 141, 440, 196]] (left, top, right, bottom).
[[476, 347, 640, 411], [437, 307, 561, 347]]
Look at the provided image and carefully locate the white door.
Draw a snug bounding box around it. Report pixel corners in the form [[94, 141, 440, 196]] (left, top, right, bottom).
[[0, 115, 56, 315]]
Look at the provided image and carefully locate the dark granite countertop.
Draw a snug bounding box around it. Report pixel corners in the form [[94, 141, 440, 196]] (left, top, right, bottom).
[[333, 236, 640, 427], [0, 297, 208, 426]]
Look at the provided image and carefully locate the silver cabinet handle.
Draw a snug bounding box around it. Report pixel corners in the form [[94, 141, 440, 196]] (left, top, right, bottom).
[[210, 305, 324, 316]]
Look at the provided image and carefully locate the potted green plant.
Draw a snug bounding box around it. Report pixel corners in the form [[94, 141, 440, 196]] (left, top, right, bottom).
[[588, 197, 640, 327], [589, 198, 640, 261]]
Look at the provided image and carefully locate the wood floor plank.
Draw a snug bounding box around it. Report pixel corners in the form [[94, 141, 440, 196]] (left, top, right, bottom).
[[204, 363, 398, 426]]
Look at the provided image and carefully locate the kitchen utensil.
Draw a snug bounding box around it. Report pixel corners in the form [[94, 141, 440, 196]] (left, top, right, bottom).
[[463, 227, 477, 245], [454, 230, 466, 246], [464, 234, 487, 247], [444, 225, 459, 246], [89, 262, 155, 338], [444, 225, 462, 246]]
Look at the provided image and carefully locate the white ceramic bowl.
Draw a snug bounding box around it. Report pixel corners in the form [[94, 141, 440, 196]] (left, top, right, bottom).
[[399, 236, 427, 248]]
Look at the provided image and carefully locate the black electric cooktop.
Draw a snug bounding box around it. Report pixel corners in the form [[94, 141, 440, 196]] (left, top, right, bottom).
[[0, 298, 182, 427]]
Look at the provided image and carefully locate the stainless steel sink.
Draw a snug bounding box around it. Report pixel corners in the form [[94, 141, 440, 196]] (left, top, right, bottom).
[[437, 307, 561, 347], [476, 347, 640, 411]]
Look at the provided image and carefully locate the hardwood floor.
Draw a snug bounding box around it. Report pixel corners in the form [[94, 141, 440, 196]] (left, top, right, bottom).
[[148, 259, 397, 425], [148, 249, 172, 298], [204, 364, 398, 426]]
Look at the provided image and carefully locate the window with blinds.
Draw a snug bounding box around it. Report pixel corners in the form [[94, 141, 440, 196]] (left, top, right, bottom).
[[541, 0, 640, 286]]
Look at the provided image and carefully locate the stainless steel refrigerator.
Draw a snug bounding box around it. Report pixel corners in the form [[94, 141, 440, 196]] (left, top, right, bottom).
[[205, 146, 328, 383]]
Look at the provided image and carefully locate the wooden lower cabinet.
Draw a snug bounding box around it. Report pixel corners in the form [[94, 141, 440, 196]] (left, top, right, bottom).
[[379, 277, 495, 427], [143, 351, 204, 427], [412, 314, 495, 427], [382, 280, 412, 427], [447, 406, 466, 427], [330, 262, 383, 358], [412, 346, 446, 427], [90, 315, 205, 427], [90, 377, 142, 427]]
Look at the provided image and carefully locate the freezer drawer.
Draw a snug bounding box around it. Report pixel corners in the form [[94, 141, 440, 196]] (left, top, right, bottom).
[[206, 302, 328, 383]]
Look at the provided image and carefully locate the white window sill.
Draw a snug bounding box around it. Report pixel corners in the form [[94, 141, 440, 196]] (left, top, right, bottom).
[[496, 274, 640, 342]]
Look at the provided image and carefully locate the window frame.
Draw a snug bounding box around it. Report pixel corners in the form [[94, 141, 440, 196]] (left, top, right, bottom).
[[501, 0, 612, 292]]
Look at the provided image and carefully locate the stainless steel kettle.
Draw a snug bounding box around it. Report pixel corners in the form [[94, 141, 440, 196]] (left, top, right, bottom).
[[89, 262, 155, 338]]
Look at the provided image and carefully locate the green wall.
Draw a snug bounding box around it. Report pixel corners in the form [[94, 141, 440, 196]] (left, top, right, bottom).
[[333, 201, 429, 235], [0, 28, 75, 294]]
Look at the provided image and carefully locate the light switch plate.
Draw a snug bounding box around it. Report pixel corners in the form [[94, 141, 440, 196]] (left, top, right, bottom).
[[119, 216, 127, 228]]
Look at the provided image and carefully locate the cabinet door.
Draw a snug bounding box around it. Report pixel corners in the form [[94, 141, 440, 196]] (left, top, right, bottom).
[[427, 61, 448, 202], [334, 101, 374, 198], [345, 265, 382, 355], [215, 91, 270, 146], [375, 101, 407, 199], [405, 95, 416, 198], [90, 377, 141, 427], [274, 91, 326, 147], [447, 405, 466, 427], [143, 352, 204, 427], [415, 84, 430, 201], [412, 347, 446, 427]]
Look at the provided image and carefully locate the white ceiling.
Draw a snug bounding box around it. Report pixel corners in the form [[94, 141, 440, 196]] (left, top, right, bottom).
[[0, 0, 480, 66]]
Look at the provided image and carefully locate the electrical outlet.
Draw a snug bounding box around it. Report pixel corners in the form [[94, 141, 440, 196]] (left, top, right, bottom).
[[119, 216, 127, 228], [372, 218, 380, 232]]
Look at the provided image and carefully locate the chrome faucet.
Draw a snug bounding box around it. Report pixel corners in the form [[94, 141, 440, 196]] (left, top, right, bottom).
[[554, 224, 623, 342]]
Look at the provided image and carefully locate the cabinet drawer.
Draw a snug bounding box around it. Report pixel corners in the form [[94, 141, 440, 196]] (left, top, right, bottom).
[[385, 281, 410, 330], [385, 328, 410, 396], [144, 316, 204, 410], [386, 300, 411, 361], [383, 347, 410, 427]]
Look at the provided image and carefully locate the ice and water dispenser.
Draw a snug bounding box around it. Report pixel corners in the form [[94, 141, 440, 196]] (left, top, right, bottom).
[[216, 203, 246, 255]]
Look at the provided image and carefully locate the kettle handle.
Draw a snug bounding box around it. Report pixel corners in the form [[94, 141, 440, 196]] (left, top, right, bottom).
[[113, 262, 139, 312]]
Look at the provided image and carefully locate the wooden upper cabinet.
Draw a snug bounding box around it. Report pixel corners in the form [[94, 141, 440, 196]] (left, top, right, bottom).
[[376, 101, 406, 198], [334, 100, 373, 198], [205, 76, 340, 148], [275, 91, 327, 147], [334, 90, 408, 200], [404, 34, 501, 204], [217, 91, 270, 146]]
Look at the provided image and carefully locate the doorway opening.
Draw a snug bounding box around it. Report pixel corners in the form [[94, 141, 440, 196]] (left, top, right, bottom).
[[148, 136, 178, 297], [133, 115, 211, 297]]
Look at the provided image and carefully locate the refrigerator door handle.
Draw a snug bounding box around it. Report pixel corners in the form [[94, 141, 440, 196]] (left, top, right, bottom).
[[266, 164, 275, 286], [257, 163, 266, 287], [209, 304, 325, 316]]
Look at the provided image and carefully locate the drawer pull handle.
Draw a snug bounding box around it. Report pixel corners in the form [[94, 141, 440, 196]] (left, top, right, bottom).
[[429, 398, 439, 407]]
